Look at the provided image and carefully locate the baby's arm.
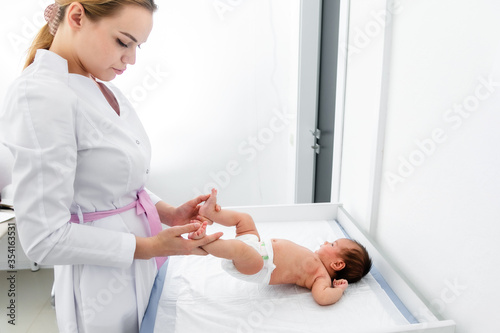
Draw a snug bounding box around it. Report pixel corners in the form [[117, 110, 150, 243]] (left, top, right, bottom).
[[311, 277, 348, 306]]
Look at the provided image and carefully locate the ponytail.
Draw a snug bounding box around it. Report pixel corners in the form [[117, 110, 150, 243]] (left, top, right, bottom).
[[24, 24, 55, 69]]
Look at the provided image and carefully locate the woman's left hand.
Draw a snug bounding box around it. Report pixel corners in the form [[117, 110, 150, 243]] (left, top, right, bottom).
[[157, 194, 220, 226], [171, 194, 209, 226]]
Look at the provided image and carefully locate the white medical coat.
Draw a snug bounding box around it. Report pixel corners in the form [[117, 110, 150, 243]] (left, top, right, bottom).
[[0, 49, 159, 332]]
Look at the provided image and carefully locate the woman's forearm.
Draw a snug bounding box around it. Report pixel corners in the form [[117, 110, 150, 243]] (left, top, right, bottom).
[[134, 236, 156, 260], [155, 201, 176, 226]]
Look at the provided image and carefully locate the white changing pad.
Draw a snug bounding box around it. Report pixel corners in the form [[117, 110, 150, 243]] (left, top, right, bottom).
[[152, 220, 411, 333]]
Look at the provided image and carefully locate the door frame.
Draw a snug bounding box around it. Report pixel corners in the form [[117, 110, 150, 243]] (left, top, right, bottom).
[[295, 0, 323, 203]]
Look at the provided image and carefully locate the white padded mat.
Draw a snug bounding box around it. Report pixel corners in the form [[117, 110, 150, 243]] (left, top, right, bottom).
[[153, 220, 410, 333]]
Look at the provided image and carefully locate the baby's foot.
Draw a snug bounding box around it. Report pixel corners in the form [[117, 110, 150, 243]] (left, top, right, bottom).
[[188, 220, 208, 240], [199, 188, 218, 220]]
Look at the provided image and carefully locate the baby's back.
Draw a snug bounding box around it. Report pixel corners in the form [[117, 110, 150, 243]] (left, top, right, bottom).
[[269, 239, 328, 289]]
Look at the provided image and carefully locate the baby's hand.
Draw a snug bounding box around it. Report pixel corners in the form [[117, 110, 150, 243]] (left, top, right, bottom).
[[188, 220, 208, 240], [333, 279, 348, 291]]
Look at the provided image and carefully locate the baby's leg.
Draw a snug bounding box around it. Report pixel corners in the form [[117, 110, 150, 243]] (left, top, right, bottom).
[[200, 188, 260, 239], [201, 239, 264, 275], [199, 189, 263, 274]]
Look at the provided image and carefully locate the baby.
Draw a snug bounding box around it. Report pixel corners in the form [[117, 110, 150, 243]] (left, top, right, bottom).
[[190, 189, 372, 306]]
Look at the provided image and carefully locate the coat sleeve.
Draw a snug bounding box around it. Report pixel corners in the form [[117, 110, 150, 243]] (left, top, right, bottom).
[[145, 188, 161, 205], [0, 77, 136, 268]]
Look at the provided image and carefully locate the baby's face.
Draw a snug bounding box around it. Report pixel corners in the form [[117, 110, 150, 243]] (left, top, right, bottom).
[[316, 238, 357, 260]]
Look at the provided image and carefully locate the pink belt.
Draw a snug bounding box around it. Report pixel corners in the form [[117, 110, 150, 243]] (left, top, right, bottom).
[[69, 189, 167, 268]]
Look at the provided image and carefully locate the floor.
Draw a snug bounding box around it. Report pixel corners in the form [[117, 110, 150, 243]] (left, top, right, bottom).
[[0, 268, 58, 333]]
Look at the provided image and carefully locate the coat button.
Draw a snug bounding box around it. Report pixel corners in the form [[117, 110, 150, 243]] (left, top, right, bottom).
[[146, 169, 149, 174], [136, 140, 140, 144]]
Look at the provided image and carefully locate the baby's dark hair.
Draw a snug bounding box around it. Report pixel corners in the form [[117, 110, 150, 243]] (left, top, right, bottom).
[[335, 240, 372, 283]]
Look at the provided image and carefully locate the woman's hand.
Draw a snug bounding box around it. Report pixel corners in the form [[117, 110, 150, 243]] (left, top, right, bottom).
[[156, 194, 221, 227], [134, 222, 223, 259], [170, 194, 209, 226]]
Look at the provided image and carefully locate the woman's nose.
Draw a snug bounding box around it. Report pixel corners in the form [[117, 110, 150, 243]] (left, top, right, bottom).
[[122, 49, 136, 65]]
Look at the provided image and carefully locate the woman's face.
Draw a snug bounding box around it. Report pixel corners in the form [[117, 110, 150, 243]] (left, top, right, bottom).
[[73, 4, 153, 81]]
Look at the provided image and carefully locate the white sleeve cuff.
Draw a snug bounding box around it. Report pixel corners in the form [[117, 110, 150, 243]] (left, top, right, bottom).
[[145, 188, 162, 205]]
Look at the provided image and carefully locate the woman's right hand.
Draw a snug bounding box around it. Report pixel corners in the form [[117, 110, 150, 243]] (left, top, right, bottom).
[[134, 222, 223, 259]]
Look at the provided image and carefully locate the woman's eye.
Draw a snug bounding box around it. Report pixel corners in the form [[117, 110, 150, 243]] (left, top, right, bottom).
[[117, 39, 128, 48]]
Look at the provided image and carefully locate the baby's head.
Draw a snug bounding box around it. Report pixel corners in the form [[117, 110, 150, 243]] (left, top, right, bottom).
[[317, 238, 372, 283]]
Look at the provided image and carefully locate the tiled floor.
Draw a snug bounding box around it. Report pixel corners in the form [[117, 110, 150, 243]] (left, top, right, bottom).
[[0, 268, 58, 333]]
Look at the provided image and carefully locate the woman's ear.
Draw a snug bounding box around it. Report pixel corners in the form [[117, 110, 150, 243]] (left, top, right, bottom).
[[330, 260, 345, 272], [65, 2, 86, 31]]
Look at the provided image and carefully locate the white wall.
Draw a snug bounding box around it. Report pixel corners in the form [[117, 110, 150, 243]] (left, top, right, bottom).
[[339, 0, 389, 232], [0, 0, 300, 208], [339, 1, 500, 332], [113, 0, 300, 207]]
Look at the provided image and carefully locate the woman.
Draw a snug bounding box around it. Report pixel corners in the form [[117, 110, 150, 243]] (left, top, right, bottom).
[[0, 1, 222, 332]]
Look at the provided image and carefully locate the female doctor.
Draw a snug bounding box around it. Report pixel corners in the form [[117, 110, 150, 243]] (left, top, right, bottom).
[[0, 1, 223, 332]]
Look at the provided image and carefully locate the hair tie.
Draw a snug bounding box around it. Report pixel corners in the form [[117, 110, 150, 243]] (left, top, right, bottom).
[[44, 3, 63, 36]]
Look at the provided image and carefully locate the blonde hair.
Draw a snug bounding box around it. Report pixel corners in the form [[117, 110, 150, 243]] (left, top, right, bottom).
[[24, 0, 157, 69]]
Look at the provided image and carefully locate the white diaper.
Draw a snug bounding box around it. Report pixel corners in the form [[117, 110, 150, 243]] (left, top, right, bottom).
[[221, 234, 276, 285]]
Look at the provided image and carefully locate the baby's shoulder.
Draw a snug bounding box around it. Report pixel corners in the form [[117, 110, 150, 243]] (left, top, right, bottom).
[[301, 263, 330, 290], [310, 270, 332, 288], [301, 253, 327, 276]]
